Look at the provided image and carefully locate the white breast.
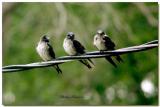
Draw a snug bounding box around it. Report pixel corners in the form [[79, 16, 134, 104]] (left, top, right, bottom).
[[36, 42, 53, 61], [94, 35, 107, 50], [63, 38, 77, 55]]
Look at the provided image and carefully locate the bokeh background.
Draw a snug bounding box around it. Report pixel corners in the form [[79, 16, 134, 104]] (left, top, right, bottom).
[[2, 2, 158, 105]]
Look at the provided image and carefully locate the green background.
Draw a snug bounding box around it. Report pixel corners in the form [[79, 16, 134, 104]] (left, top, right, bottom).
[[2, 2, 158, 105]]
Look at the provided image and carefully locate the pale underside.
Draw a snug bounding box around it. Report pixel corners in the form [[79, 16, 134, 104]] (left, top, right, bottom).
[[63, 38, 77, 55], [94, 35, 107, 50], [36, 42, 53, 61]]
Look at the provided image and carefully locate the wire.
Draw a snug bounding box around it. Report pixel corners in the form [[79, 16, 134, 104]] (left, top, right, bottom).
[[2, 40, 158, 73]]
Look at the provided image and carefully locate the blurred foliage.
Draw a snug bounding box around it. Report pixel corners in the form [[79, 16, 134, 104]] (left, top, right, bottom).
[[2, 2, 158, 105]]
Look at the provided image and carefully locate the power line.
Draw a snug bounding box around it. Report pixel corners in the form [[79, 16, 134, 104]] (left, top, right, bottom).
[[2, 40, 158, 73]]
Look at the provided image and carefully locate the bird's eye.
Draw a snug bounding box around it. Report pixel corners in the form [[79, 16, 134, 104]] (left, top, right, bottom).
[[100, 32, 105, 35], [67, 34, 70, 37], [71, 34, 74, 38]]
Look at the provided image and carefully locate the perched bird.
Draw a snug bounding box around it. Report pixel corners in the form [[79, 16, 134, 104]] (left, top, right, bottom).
[[63, 32, 94, 69], [36, 35, 62, 74], [93, 30, 123, 67]]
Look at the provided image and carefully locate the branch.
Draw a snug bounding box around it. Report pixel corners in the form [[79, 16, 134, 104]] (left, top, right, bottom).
[[2, 40, 158, 73]]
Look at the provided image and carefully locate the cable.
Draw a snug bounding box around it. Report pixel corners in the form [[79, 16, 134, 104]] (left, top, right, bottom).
[[2, 40, 158, 73]]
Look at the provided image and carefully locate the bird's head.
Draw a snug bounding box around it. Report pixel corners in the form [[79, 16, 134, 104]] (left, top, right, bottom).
[[96, 30, 105, 36], [66, 32, 75, 40], [41, 35, 49, 42]]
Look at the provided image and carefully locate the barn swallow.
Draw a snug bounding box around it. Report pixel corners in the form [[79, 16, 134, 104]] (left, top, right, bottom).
[[36, 35, 62, 74], [63, 32, 94, 69], [93, 30, 123, 67]]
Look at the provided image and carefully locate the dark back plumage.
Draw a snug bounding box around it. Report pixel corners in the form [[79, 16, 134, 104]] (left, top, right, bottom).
[[48, 43, 56, 59], [73, 40, 85, 54], [103, 36, 115, 50]]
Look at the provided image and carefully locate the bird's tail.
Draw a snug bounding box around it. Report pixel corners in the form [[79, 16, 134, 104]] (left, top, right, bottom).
[[79, 59, 92, 69], [116, 55, 123, 63], [105, 56, 117, 68], [54, 65, 62, 74], [87, 58, 95, 66]]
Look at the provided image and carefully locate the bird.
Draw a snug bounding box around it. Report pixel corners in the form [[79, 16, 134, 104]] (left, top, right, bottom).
[[63, 32, 94, 69], [36, 35, 62, 74], [93, 30, 123, 67]]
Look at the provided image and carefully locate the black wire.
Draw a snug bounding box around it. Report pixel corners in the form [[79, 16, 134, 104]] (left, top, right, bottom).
[[2, 40, 158, 73]]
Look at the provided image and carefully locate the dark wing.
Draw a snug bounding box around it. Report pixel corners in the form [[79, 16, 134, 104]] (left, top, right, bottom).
[[73, 40, 85, 54], [103, 36, 115, 50], [48, 43, 56, 59]]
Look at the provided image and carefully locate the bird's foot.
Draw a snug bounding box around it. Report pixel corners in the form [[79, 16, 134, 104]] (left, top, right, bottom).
[[100, 50, 105, 53]]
